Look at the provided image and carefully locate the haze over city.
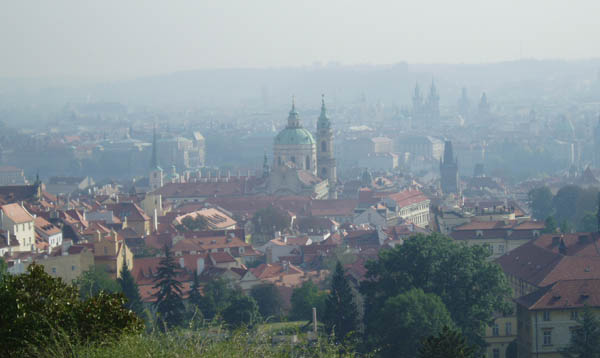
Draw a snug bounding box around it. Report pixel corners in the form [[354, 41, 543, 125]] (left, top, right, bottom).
[[2, 2, 600, 358]]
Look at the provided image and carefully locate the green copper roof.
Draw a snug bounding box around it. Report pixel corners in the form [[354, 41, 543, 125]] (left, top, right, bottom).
[[274, 127, 316, 145]]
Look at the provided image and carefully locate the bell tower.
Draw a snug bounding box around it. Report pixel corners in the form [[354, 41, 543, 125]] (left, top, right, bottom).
[[316, 95, 337, 199], [149, 124, 163, 191]]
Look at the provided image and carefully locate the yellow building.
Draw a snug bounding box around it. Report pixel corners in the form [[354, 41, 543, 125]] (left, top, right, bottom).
[[484, 315, 517, 358], [1, 203, 36, 252], [516, 279, 600, 358], [37, 242, 95, 282], [450, 220, 544, 259], [93, 231, 134, 279]]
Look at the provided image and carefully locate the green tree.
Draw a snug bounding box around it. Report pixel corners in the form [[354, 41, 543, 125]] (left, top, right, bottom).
[[323, 262, 359, 342], [579, 213, 598, 232], [222, 294, 260, 328], [250, 283, 283, 319], [361, 233, 511, 350], [290, 280, 327, 321], [117, 261, 144, 318], [418, 326, 476, 358], [0, 264, 141, 357], [543, 216, 558, 234], [528, 186, 555, 220], [252, 206, 290, 237], [373, 288, 454, 358], [177, 215, 209, 232], [561, 308, 600, 358], [0, 258, 7, 282], [195, 278, 236, 320], [75, 265, 121, 299], [506, 339, 518, 358], [553, 185, 583, 225], [152, 245, 185, 330]]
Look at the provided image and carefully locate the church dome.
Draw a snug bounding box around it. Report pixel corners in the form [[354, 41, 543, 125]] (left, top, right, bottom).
[[274, 127, 315, 145]]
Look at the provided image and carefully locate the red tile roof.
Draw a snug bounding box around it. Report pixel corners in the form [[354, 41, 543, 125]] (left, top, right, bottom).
[[517, 279, 600, 310], [1, 203, 34, 224]]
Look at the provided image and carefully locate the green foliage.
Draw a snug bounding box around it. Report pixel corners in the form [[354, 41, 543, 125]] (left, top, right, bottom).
[[418, 326, 476, 358], [195, 278, 237, 320], [252, 205, 290, 237], [75, 265, 121, 299], [69, 329, 360, 358], [506, 339, 518, 358], [117, 261, 145, 318], [0, 257, 7, 282], [222, 294, 260, 327], [373, 288, 454, 358], [176, 215, 209, 232], [0, 263, 142, 357], [290, 280, 327, 321], [323, 262, 359, 343], [543, 216, 558, 234], [528, 186, 554, 221], [561, 308, 600, 358], [361, 233, 511, 351], [553, 185, 598, 230], [579, 213, 598, 232], [152, 245, 185, 330], [251, 283, 283, 319]]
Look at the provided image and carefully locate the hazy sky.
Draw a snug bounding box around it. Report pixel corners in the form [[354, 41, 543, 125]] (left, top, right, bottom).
[[1, 0, 599, 78]]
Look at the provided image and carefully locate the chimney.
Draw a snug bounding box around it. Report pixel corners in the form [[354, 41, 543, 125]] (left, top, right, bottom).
[[179, 257, 185, 269], [153, 208, 158, 232], [196, 257, 205, 274]]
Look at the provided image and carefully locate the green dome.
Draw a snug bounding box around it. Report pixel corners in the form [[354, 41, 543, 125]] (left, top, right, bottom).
[[274, 127, 315, 145]]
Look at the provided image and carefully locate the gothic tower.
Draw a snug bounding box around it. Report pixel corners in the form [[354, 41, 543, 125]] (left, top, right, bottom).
[[412, 83, 424, 122], [316, 95, 337, 199], [594, 115, 600, 168], [440, 140, 459, 195], [149, 124, 163, 191], [426, 80, 440, 121]]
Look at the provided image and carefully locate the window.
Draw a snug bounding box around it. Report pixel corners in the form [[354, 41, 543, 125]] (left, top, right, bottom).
[[104, 247, 108, 255], [51, 267, 56, 274], [499, 244, 505, 254], [278, 156, 282, 166], [305, 156, 310, 169], [492, 324, 499, 336], [571, 310, 579, 320], [505, 322, 512, 336], [543, 311, 551, 321], [71, 265, 76, 271], [492, 348, 500, 358], [291, 156, 296, 163], [321, 141, 327, 152], [543, 330, 552, 345]]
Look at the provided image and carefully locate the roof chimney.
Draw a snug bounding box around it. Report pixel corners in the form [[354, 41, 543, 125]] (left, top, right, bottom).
[[179, 257, 185, 269]]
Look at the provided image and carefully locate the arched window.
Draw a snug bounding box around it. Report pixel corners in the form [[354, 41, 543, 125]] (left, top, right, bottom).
[[306, 156, 310, 169], [321, 141, 327, 152]]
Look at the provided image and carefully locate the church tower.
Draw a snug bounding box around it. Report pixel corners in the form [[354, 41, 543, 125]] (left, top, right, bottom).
[[149, 125, 163, 191], [316, 95, 337, 199], [426, 80, 440, 121], [412, 83, 424, 122], [440, 140, 459, 195], [594, 115, 600, 168]]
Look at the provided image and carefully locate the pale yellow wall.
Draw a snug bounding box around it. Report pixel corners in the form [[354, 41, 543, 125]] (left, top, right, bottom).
[[38, 250, 94, 283], [519, 307, 600, 358]]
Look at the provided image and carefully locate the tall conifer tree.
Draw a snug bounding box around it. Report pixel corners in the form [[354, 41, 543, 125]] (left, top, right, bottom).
[[152, 245, 184, 330], [117, 260, 144, 318], [323, 261, 359, 342]]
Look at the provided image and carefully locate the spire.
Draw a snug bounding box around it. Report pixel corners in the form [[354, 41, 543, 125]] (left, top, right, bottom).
[[150, 123, 160, 169], [318, 94, 331, 128], [443, 140, 455, 164], [287, 95, 301, 128]]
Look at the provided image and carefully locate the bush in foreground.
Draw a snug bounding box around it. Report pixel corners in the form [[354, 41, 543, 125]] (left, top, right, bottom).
[[0, 263, 142, 357]]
